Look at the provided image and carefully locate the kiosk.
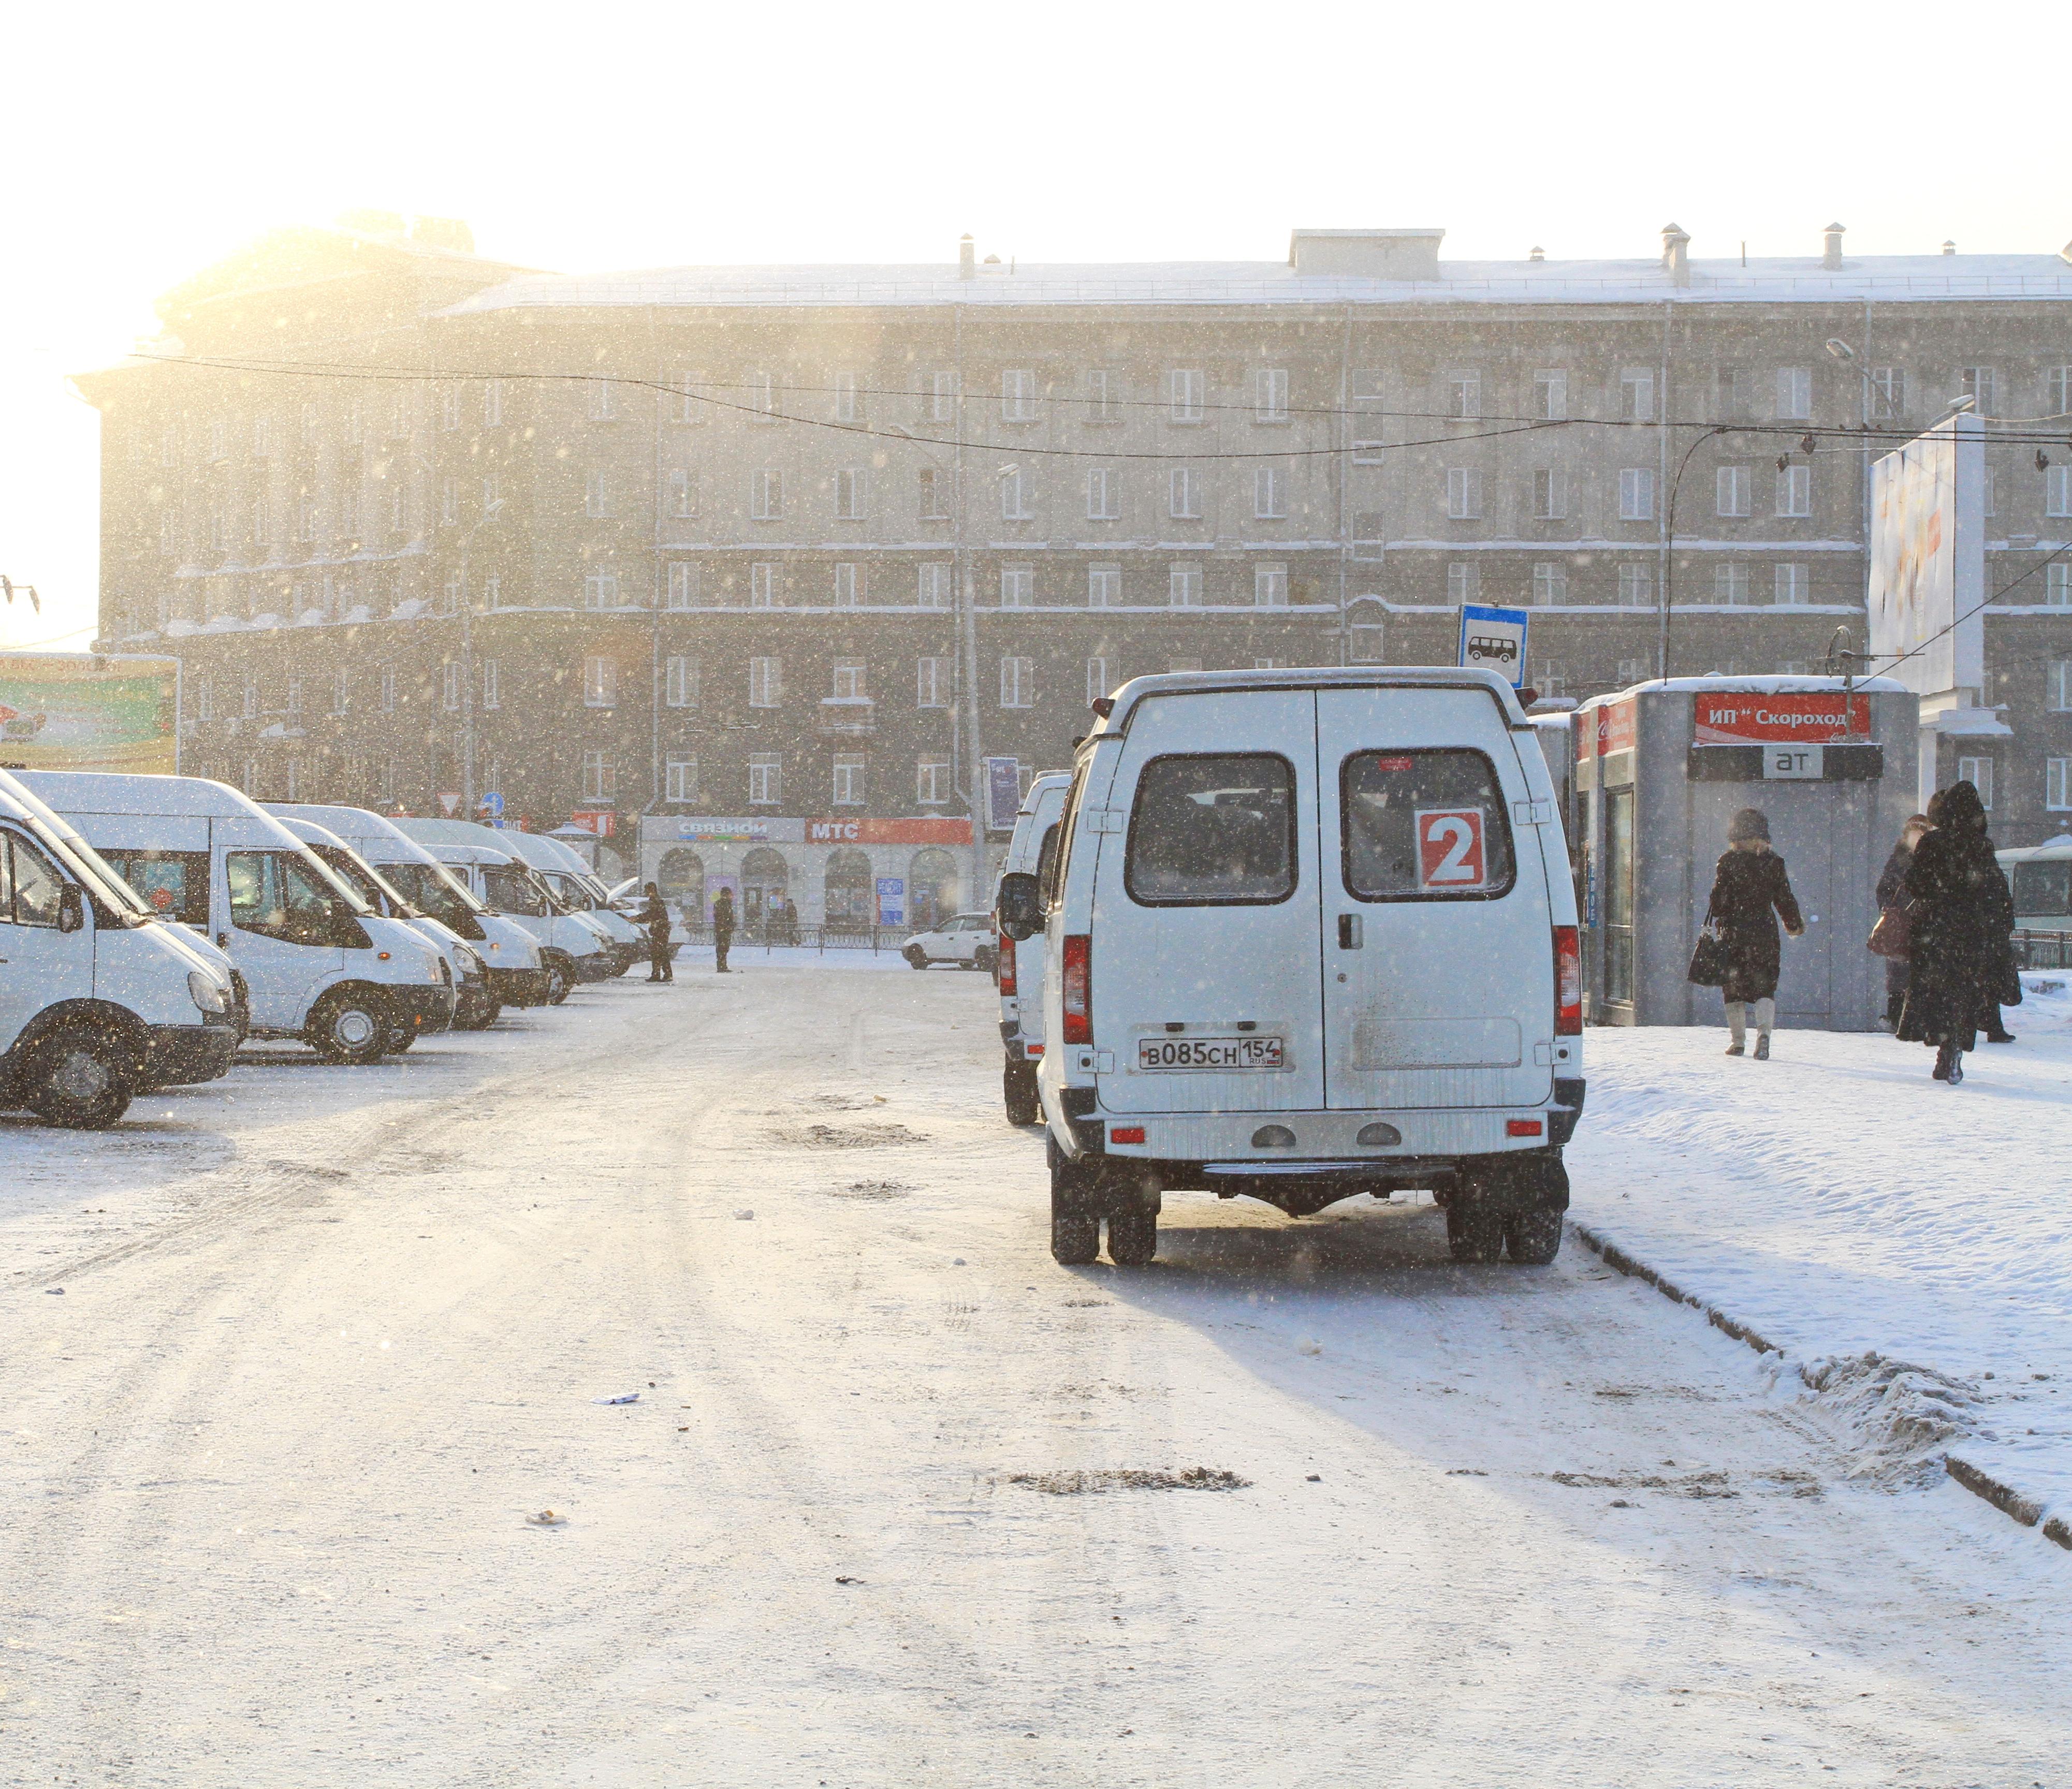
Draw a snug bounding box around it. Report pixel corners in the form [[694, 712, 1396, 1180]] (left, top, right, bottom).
[[1573, 676, 1918, 1032]]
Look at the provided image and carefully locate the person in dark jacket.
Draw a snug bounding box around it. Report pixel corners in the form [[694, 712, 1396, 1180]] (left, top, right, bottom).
[[1896, 781, 2015, 1083], [1705, 807, 1805, 1059], [635, 882, 673, 983], [711, 886, 736, 974], [1874, 813, 1933, 1029]]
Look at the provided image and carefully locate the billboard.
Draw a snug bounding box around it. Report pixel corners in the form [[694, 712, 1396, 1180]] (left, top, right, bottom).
[[1866, 413, 1985, 699], [0, 653, 181, 773]]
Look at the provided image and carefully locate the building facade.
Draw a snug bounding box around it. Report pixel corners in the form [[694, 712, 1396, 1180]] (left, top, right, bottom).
[[78, 216, 2072, 923]]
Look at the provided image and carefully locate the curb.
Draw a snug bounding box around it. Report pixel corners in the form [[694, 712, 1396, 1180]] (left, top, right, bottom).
[[1569, 1219, 2070, 1555]]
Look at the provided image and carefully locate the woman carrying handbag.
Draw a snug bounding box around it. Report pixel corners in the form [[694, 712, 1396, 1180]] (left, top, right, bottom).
[[1870, 814, 1931, 1030], [1694, 808, 1804, 1059]]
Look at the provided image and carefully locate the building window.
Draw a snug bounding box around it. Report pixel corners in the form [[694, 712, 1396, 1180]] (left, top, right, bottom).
[[1088, 564, 1121, 608], [1532, 468, 1567, 521], [1255, 368, 1289, 423], [666, 756, 699, 802], [1537, 662, 1566, 698], [481, 661, 499, 709], [747, 753, 782, 805], [750, 563, 779, 607], [665, 656, 699, 708], [381, 668, 397, 712], [1086, 369, 1118, 424], [1620, 369, 1655, 423], [1000, 467, 1033, 520], [387, 485, 405, 533], [999, 564, 1034, 608], [1001, 369, 1038, 424], [668, 563, 701, 610], [1618, 467, 1655, 521], [481, 379, 504, 428], [242, 675, 258, 718], [929, 370, 957, 422], [917, 656, 951, 708], [438, 384, 460, 431], [831, 658, 867, 701], [918, 466, 950, 521], [2047, 757, 2072, 811], [1534, 371, 1568, 421], [916, 564, 950, 608], [299, 494, 318, 541], [587, 379, 617, 422], [831, 754, 866, 806], [583, 572, 620, 609], [440, 663, 459, 711], [834, 468, 865, 520], [1985, 465, 1998, 519], [1087, 467, 1120, 520], [672, 372, 706, 425], [832, 563, 859, 608], [2049, 661, 2072, 711], [916, 757, 951, 805], [1254, 466, 1285, 519], [1960, 367, 1997, 416], [1776, 463, 1812, 517], [1254, 564, 1288, 608], [1447, 562, 1478, 605], [581, 470, 607, 520], [2048, 564, 2071, 608], [583, 656, 617, 707], [1957, 757, 1994, 808], [1441, 370, 1480, 419], [748, 657, 782, 708], [2047, 465, 2072, 518], [330, 670, 347, 715], [1348, 602, 1386, 663], [1869, 367, 1904, 421], [1716, 465, 1753, 517], [1169, 468, 1202, 519], [1775, 564, 1811, 606], [252, 496, 270, 546], [1169, 565, 1202, 608], [1775, 366, 1812, 421], [442, 570, 463, 615], [1617, 656, 1649, 685], [1169, 369, 1205, 423], [581, 750, 615, 802], [1086, 657, 1110, 705], [751, 470, 783, 520], [1446, 467, 1482, 520], [285, 676, 304, 716], [1714, 563, 1752, 605], [667, 468, 697, 519], [1000, 656, 1034, 707], [1532, 563, 1568, 605], [833, 371, 859, 424]]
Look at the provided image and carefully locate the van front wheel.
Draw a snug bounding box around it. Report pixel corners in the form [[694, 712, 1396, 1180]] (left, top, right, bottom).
[[24, 1024, 134, 1128], [308, 989, 389, 1065], [542, 955, 574, 1005]]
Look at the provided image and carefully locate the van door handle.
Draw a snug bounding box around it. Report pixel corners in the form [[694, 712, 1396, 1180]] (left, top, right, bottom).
[[1337, 914, 1362, 949]]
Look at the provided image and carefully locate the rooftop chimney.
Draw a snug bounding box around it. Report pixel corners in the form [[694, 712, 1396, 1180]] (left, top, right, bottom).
[[1942, 240, 1957, 256], [1660, 223, 1691, 287], [1528, 245, 1545, 262], [958, 234, 975, 280], [1821, 222, 1845, 270]]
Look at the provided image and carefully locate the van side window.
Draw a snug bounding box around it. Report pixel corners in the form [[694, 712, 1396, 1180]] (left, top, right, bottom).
[[227, 850, 348, 945], [4, 833, 66, 927], [483, 866, 546, 915], [1043, 767, 1089, 910], [100, 849, 211, 926], [1340, 749, 1516, 901], [1033, 821, 1062, 896], [1125, 754, 1297, 906]]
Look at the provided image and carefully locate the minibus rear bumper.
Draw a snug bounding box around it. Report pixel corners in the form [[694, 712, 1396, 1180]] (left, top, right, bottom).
[[143, 1018, 240, 1087]]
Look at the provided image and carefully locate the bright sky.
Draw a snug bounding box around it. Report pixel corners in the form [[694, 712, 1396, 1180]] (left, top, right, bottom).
[[3, 0, 2061, 652]]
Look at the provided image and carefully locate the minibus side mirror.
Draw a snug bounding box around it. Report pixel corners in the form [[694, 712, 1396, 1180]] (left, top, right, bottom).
[[997, 872, 1043, 942], [57, 886, 85, 934]]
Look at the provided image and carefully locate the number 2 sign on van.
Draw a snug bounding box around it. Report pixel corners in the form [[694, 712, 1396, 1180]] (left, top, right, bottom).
[[1417, 808, 1487, 890]]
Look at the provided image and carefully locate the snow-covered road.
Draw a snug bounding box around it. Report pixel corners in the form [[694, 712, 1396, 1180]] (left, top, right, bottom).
[[5, 965, 2070, 1787]]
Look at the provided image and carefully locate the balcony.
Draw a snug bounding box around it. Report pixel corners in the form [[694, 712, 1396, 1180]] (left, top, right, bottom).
[[818, 696, 876, 738]]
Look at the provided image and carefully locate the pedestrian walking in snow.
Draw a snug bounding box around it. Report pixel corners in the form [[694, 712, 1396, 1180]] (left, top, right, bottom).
[[1872, 813, 1932, 1029], [1704, 808, 1804, 1059], [1896, 781, 2015, 1084], [635, 882, 674, 983], [712, 886, 735, 974]]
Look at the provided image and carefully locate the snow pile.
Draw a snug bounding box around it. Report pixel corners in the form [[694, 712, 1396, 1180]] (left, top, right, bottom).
[[1796, 1353, 1981, 1486]]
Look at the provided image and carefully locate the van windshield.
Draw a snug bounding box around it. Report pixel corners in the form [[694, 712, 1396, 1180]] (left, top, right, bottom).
[[1340, 749, 1517, 901]]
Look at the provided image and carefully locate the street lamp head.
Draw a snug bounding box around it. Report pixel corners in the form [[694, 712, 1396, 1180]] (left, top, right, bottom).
[[996, 464, 1018, 478], [1823, 339, 1857, 362]]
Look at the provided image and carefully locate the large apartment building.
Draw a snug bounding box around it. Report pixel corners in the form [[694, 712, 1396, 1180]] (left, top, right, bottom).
[[78, 215, 2072, 922]]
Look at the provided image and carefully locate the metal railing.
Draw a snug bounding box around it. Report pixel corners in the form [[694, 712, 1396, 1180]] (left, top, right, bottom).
[[2012, 930, 2072, 971], [670, 922, 911, 955]]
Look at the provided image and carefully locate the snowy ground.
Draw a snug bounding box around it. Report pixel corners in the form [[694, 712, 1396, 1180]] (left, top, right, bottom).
[[5, 962, 2071, 1786]]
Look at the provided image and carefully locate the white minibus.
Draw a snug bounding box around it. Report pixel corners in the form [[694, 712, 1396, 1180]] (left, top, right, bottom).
[[395, 833, 609, 1003], [993, 771, 1073, 1126], [1003, 668, 1584, 1269], [1, 768, 238, 1125], [408, 820, 641, 973], [22, 772, 454, 1065]]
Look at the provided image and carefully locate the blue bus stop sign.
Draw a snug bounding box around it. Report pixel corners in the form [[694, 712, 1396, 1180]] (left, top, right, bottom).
[[1458, 603, 1530, 690]]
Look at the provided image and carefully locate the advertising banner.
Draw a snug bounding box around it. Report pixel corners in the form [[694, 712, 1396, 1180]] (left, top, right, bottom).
[[0, 653, 180, 773], [659, 816, 806, 844], [1593, 698, 1637, 756], [1867, 413, 1985, 698], [876, 877, 905, 926], [1693, 692, 1870, 744], [806, 817, 974, 845], [985, 757, 1022, 832]]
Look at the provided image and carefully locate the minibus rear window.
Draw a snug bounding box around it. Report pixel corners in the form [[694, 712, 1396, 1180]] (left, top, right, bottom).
[[1340, 749, 1516, 901], [1125, 753, 1297, 906], [98, 849, 211, 926]]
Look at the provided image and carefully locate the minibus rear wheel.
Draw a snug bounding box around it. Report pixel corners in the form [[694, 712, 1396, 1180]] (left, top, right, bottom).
[[1003, 1058, 1041, 1126], [1105, 1206, 1157, 1267], [1046, 1134, 1102, 1265], [1502, 1207, 1564, 1266], [24, 1024, 134, 1129], [308, 988, 389, 1065], [1444, 1204, 1506, 1266]]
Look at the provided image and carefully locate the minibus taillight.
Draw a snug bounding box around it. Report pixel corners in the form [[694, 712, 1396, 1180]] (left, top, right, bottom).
[[997, 928, 1016, 995], [1062, 934, 1092, 1045], [1554, 926, 1582, 1035]]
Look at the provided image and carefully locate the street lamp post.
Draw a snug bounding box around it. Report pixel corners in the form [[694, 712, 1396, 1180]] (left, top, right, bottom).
[[457, 498, 504, 814]]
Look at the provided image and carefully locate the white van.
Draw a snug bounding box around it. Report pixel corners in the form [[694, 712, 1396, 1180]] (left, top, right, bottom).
[[411, 820, 641, 974], [1002, 668, 1584, 1269], [264, 803, 549, 1015], [994, 771, 1074, 1126], [1, 768, 237, 1125], [22, 772, 454, 1065], [271, 815, 494, 1039], [396, 834, 608, 1003]]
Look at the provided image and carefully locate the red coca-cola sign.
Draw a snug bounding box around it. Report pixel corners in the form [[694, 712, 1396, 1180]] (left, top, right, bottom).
[[1694, 693, 1869, 744]]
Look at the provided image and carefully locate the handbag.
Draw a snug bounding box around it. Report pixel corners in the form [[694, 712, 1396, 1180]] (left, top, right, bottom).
[[1686, 921, 1729, 988], [1867, 903, 1913, 959]]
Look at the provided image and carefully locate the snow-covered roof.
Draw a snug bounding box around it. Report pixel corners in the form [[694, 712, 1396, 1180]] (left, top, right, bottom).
[[443, 253, 2072, 315], [1577, 673, 1911, 705]]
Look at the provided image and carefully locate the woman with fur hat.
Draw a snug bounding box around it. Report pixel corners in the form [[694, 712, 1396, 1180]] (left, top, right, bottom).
[[1703, 807, 1804, 1059], [1896, 780, 2015, 1084]]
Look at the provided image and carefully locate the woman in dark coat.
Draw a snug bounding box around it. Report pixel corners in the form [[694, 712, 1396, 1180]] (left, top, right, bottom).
[[1896, 781, 2015, 1083], [1705, 807, 1804, 1059], [1874, 814, 1932, 1029]]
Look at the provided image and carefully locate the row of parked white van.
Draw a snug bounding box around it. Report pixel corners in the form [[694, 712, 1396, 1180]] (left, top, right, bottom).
[[988, 666, 1586, 1271], [0, 767, 650, 1129]]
